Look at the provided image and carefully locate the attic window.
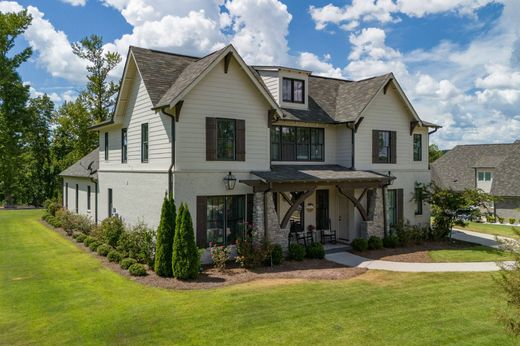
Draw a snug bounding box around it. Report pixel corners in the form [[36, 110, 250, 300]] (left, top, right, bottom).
[[282, 78, 304, 103]]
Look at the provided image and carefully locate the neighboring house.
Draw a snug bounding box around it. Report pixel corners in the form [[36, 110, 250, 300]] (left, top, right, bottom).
[[61, 44, 440, 249], [431, 141, 520, 219]]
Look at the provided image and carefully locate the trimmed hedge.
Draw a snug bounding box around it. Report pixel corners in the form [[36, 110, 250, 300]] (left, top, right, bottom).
[[288, 243, 305, 261], [88, 241, 101, 252], [76, 233, 87, 243], [96, 244, 112, 257], [107, 250, 122, 263], [351, 238, 368, 252], [270, 244, 284, 265], [383, 234, 399, 248], [120, 258, 137, 270], [305, 242, 325, 259], [128, 263, 147, 276], [83, 236, 95, 247], [368, 236, 383, 250]]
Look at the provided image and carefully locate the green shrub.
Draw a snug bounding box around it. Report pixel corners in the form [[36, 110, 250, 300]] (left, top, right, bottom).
[[383, 234, 400, 248], [488, 215, 497, 223], [288, 243, 305, 261], [107, 250, 122, 263], [95, 216, 125, 247], [509, 218, 516, 225], [88, 240, 100, 252], [499, 217, 505, 224], [154, 197, 176, 277], [395, 222, 428, 246], [76, 233, 87, 243], [128, 263, 147, 276], [209, 244, 231, 271], [368, 236, 383, 250], [305, 242, 325, 259], [96, 244, 112, 256], [270, 244, 284, 265], [43, 199, 61, 217], [236, 227, 271, 269], [72, 231, 82, 239], [117, 222, 156, 267], [83, 236, 95, 247], [59, 211, 94, 235], [120, 258, 137, 270], [45, 215, 62, 228], [351, 238, 368, 252], [172, 203, 200, 280]]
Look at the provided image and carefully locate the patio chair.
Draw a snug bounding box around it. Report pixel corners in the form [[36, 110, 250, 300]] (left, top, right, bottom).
[[320, 219, 337, 244], [288, 222, 313, 246]]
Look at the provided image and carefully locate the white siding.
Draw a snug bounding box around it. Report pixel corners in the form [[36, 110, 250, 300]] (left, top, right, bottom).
[[258, 70, 279, 105], [476, 169, 494, 193], [175, 57, 271, 172], [63, 177, 96, 222], [278, 70, 309, 110], [336, 125, 353, 168]]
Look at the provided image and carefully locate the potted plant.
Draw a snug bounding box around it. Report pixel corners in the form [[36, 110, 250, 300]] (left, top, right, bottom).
[[307, 224, 316, 232]]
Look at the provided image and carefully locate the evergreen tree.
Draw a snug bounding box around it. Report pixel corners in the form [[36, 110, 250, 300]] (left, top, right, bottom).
[[172, 203, 200, 280], [154, 197, 175, 277]]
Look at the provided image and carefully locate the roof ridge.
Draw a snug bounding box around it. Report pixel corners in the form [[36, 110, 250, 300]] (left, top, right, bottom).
[[310, 74, 352, 83], [129, 45, 200, 60]]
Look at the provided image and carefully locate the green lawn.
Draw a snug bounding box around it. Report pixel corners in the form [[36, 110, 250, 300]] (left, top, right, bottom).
[[459, 222, 520, 239], [429, 246, 514, 262], [0, 210, 518, 345]]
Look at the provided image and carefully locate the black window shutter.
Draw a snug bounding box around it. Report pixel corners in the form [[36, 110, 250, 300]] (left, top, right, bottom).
[[372, 130, 379, 163], [397, 188, 404, 224], [206, 117, 216, 161], [246, 193, 254, 224], [236, 119, 245, 161], [390, 131, 397, 163], [196, 196, 207, 248]]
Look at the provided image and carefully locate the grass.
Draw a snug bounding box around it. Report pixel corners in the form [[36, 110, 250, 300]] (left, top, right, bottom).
[[0, 210, 518, 345], [459, 222, 520, 239], [429, 246, 515, 262]]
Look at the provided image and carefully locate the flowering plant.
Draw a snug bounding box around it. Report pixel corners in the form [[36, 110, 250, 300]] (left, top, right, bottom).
[[307, 224, 316, 232], [209, 243, 231, 271]]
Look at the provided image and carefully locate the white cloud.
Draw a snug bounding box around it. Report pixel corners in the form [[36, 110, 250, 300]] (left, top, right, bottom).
[[298, 52, 343, 78], [60, 0, 86, 6], [28, 85, 79, 104], [475, 64, 520, 89], [0, 0, 22, 11]]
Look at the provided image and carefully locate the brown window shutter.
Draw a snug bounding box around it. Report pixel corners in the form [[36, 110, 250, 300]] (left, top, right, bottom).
[[397, 188, 404, 224], [206, 117, 216, 161], [196, 196, 207, 248], [390, 131, 397, 163], [236, 119, 246, 161], [246, 193, 254, 224], [372, 130, 379, 163]]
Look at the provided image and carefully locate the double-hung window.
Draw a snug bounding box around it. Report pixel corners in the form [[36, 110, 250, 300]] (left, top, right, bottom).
[[271, 126, 324, 161], [477, 171, 492, 181], [413, 134, 422, 161], [216, 118, 236, 160], [282, 78, 304, 103], [121, 128, 128, 163], [141, 123, 148, 163], [373, 130, 395, 164]]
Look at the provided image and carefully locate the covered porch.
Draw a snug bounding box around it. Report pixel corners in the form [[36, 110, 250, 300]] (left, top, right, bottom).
[[241, 165, 394, 249]]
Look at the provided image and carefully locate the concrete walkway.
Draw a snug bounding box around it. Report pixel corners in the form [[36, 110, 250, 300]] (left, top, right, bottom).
[[452, 228, 517, 248], [325, 229, 516, 272]]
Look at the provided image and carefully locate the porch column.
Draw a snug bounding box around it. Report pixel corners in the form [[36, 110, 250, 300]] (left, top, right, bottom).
[[361, 187, 386, 238], [265, 191, 289, 250], [252, 192, 265, 241]]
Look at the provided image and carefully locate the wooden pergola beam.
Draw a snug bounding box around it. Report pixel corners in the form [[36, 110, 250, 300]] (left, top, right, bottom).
[[280, 188, 315, 229], [336, 185, 369, 222]]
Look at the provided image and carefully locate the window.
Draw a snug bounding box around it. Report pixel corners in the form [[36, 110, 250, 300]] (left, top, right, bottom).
[[75, 184, 79, 213], [478, 171, 492, 181], [216, 118, 236, 160], [108, 188, 113, 217], [121, 128, 127, 163], [141, 123, 148, 163], [87, 185, 91, 211], [104, 132, 109, 160], [206, 195, 245, 246], [413, 134, 422, 161], [373, 130, 395, 164], [415, 187, 423, 215], [388, 189, 397, 228], [282, 78, 304, 103], [271, 126, 324, 161]]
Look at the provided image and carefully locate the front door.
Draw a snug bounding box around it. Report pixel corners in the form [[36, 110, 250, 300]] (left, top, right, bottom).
[[337, 194, 350, 242]]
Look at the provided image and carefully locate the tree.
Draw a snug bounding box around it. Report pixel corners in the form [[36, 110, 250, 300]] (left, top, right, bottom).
[[497, 227, 520, 335], [0, 10, 32, 206], [172, 203, 200, 280], [72, 34, 121, 123], [154, 197, 176, 277], [429, 144, 444, 163]]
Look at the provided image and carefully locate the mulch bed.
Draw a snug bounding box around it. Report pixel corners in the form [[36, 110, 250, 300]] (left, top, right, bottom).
[[41, 220, 367, 290], [352, 240, 479, 263]]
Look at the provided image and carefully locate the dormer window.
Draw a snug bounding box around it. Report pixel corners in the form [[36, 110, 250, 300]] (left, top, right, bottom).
[[282, 78, 304, 103]]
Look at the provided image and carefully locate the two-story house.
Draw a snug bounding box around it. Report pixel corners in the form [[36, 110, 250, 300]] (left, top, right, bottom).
[[60, 44, 440, 249]]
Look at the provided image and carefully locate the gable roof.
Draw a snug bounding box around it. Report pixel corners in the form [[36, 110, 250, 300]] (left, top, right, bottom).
[[59, 148, 99, 180], [431, 142, 520, 196]]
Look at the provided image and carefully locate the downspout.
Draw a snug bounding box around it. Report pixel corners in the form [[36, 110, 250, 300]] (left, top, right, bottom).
[[428, 128, 439, 136], [160, 108, 176, 197]]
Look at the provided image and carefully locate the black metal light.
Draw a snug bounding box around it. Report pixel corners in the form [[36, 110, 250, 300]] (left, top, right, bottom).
[[224, 172, 237, 190]]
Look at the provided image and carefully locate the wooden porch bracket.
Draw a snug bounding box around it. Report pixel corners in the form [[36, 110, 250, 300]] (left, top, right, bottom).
[[280, 188, 315, 229], [410, 121, 419, 135], [336, 185, 369, 222], [174, 100, 184, 122]]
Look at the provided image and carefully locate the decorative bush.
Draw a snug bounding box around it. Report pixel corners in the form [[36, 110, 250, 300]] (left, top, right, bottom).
[[209, 244, 231, 271], [43, 199, 62, 217], [107, 250, 122, 263], [88, 240, 101, 252], [236, 226, 271, 268], [368, 236, 383, 250], [46, 215, 62, 228], [121, 258, 137, 270], [351, 238, 368, 252], [499, 217, 505, 224], [72, 231, 82, 239], [96, 244, 112, 256], [383, 234, 400, 248], [305, 242, 325, 259], [487, 215, 497, 223], [154, 197, 176, 277], [288, 243, 306, 261], [269, 244, 284, 265], [59, 211, 94, 235], [117, 221, 156, 267], [76, 233, 87, 243], [95, 216, 125, 247], [83, 236, 95, 247], [395, 222, 428, 246], [172, 203, 200, 280], [509, 218, 516, 225], [128, 263, 147, 276]]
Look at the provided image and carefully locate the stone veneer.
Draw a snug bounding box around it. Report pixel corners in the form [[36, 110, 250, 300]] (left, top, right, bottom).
[[360, 187, 386, 238], [252, 191, 290, 249]]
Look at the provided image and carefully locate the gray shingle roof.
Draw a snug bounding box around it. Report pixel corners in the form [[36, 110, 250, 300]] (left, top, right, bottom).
[[59, 148, 99, 179], [252, 165, 391, 183], [431, 143, 520, 196]]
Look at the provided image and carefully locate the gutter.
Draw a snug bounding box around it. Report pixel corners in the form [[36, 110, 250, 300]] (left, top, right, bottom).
[[160, 107, 176, 197]]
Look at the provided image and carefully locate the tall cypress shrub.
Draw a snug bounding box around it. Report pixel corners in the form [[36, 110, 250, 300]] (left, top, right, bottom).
[[172, 203, 200, 279], [154, 197, 175, 277]]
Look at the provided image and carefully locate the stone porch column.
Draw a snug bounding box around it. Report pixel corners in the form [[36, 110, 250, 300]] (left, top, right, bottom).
[[362, 187, 385, 238], [252, 191, 289, 249]]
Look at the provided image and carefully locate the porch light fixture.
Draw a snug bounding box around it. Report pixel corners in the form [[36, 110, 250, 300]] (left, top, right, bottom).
[[224, 172, 237, 190]]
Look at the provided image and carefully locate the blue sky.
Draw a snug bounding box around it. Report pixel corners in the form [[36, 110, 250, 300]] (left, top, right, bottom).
[[1, 0, 519, 149]]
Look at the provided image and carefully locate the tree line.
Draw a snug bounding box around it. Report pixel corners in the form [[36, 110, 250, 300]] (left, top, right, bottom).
[[0, 10, 121, 207]]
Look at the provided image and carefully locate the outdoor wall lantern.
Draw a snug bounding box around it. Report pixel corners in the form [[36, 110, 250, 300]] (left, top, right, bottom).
[[224, 172, 237, 190]]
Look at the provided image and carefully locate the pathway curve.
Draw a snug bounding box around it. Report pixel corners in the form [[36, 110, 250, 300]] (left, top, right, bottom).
[[325, 229, 516, 273]]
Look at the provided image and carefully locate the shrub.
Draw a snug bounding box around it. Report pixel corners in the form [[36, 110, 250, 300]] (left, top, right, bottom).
[[510, 218, 516, 225], [351, 238, 368, 252], [76, 233, 87, 243], [128, 263, 147, 276], [383, 234, 400, 248], [88, 240, 101, 252], [96, 244, 112, 256], [368, 236, 383, 250], [72, 231, 82, 239], [172, 203, 200, 280], [269, 244, 284, 265], [107, 250, 122, 263], [95, 216, 125, 247], [488, 215, 497, 223], [305, 242, 325, 259], [395, 222, 428, 246], [117, 221, 156, 267], [83, 236, 95, 247], [236, 225, 271, 268], [499, 217, 505, 224], [59, 211, 94, 235], [209, 244, 231, 271], [154, 197, 176, 277], [120, 258, 137, 270], [43, 199, 61, 217], [45, 215, 62, 228], [288, 243, 306, 261]]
